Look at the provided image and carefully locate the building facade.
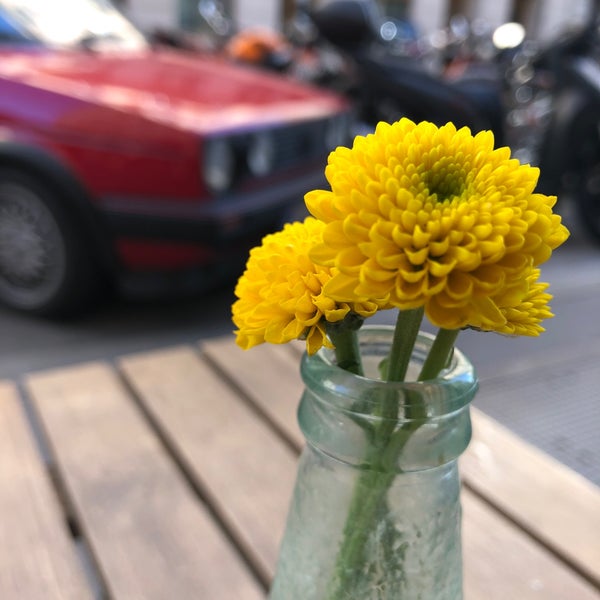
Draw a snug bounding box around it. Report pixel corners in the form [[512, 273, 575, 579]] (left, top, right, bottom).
[[122, 0, 593, 44]]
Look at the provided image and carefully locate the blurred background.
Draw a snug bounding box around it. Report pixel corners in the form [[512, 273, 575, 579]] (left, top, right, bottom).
[[123, 0, 591, 47], [0, 0, 598, 487]]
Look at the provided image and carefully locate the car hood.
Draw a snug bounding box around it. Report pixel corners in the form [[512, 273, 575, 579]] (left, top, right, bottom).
[[0, 47, 346, 134]]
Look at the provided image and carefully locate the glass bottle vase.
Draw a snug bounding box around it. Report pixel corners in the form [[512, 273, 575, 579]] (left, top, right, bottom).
[[268, 326, 478, 600]]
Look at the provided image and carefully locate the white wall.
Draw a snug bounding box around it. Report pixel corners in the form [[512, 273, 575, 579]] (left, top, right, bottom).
[[233, 0, 280, 31], [123, 0, 179, 31], [460, 0, 512, 30], [119, 0, 595, 42], [408, 0, 449, 36], [406, 0, 590, 41], [527, 0, 592, 43]]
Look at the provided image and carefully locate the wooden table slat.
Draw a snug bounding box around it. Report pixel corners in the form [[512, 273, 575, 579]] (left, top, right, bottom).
[[25, 362, 264, 600], [462, 490, 599, 600], [0, 380, 94, 600], [1, 336, 595, 600], [119, 345, 299, 584], [211, 330, 600, 585], [127, 342, 598, 600], [202, 338, 600, 597], [462, 407, 600, 587], [203, 339, 303, 448]]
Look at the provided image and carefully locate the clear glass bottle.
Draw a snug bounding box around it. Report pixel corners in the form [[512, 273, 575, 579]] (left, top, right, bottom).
[[269, 326, 478, 600]]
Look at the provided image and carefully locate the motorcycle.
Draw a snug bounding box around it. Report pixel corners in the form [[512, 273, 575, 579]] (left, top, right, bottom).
[[512, 10, 600, 243], [305, 0, 600, 242], [306, 0, 506, 140]]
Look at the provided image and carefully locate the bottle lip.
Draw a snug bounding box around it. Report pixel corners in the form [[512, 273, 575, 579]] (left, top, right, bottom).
[[301, 325, 478, 415]]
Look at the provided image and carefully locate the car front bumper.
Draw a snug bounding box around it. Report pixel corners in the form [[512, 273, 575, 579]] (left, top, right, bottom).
[[96, 167, 323, 279], [100, 169, 322, 242]]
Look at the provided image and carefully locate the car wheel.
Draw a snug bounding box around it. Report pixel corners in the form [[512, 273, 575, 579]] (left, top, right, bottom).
[[0, 169, 97, 316]]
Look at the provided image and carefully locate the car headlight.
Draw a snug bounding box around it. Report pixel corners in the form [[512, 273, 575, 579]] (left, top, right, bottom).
[[203, 138, 235, 193], [247, 131, 275, 176]]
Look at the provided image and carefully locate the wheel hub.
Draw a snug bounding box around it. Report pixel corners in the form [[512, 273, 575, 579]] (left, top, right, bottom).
[[0, 210, 48, 285], [0, 193, 50, 285]]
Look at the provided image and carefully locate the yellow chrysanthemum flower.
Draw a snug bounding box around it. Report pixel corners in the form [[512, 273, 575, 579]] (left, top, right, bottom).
[[232, 217, 380, 354], [495, 268, 554, 336], [306, 118, 570, 334], [454, 267, 553, 336]]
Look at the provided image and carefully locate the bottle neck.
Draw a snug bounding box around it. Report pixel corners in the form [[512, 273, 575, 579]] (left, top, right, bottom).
[[298, 326, 477, 471]]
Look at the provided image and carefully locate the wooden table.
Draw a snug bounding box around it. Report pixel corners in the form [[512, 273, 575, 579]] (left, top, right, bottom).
[[1, 336, 598, 600]]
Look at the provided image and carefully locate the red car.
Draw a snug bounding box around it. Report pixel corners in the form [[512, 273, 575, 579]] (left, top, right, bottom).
[[0, 0, 351, 316]]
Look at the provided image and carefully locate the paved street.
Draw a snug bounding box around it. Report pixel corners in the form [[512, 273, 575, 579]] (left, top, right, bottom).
[[0, 197, 598, 485]]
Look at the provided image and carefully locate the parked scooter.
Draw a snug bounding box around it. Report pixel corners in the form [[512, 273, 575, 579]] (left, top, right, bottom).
[[307, 0, 506, 141], [307, 0, 600, 242]]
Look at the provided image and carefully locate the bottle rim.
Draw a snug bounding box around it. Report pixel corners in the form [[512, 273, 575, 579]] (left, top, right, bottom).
[[301, 325, 478, 416]]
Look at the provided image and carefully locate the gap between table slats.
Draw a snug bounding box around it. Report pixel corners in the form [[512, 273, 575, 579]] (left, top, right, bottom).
[[25, 362, 264, 600], [201, 336, 600, 595], [113, 340, 599, 600], [0, 380, 95, 600], [15, 336, 599, 600], [118, 345, 298, 588]]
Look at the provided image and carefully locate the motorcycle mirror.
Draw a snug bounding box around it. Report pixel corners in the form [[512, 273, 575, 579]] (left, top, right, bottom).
[[309, 0, 382, 49], [492, 22, 525, 50]]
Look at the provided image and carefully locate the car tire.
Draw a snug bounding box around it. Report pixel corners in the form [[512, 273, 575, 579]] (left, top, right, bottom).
[[0, 168, 99, 317]]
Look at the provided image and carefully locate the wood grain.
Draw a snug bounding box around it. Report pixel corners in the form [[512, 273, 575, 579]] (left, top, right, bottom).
[[0, 380, 93, 599], [204, 336, 600, 598], [463, 490, 599, 600], [9, 336, 597, 600], [119, 345, 299, 583], [203, 338, 303, 448], [462, 407, 600, 587], [25, 362, 264, 600]]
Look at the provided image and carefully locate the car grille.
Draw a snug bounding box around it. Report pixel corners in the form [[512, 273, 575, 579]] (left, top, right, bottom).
[[270, 119, 328, 169], [202, 112, 351, 197]]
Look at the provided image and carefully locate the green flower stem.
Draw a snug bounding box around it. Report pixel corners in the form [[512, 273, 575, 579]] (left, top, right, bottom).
[[386, 307, 425, 382], [326, 315, 365, 376], [374, 307, 426, 457], [325, 307, 426, 600], [418, 328, 460, 381], [325, 464, 396, 598], [324, 423, 419, 600]]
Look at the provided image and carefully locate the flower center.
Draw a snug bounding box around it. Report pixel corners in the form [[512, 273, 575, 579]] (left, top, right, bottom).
[[424, 163, 465, 203]]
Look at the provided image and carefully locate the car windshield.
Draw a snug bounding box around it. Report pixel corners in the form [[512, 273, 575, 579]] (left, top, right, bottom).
[[0, 0, 147, 50]]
